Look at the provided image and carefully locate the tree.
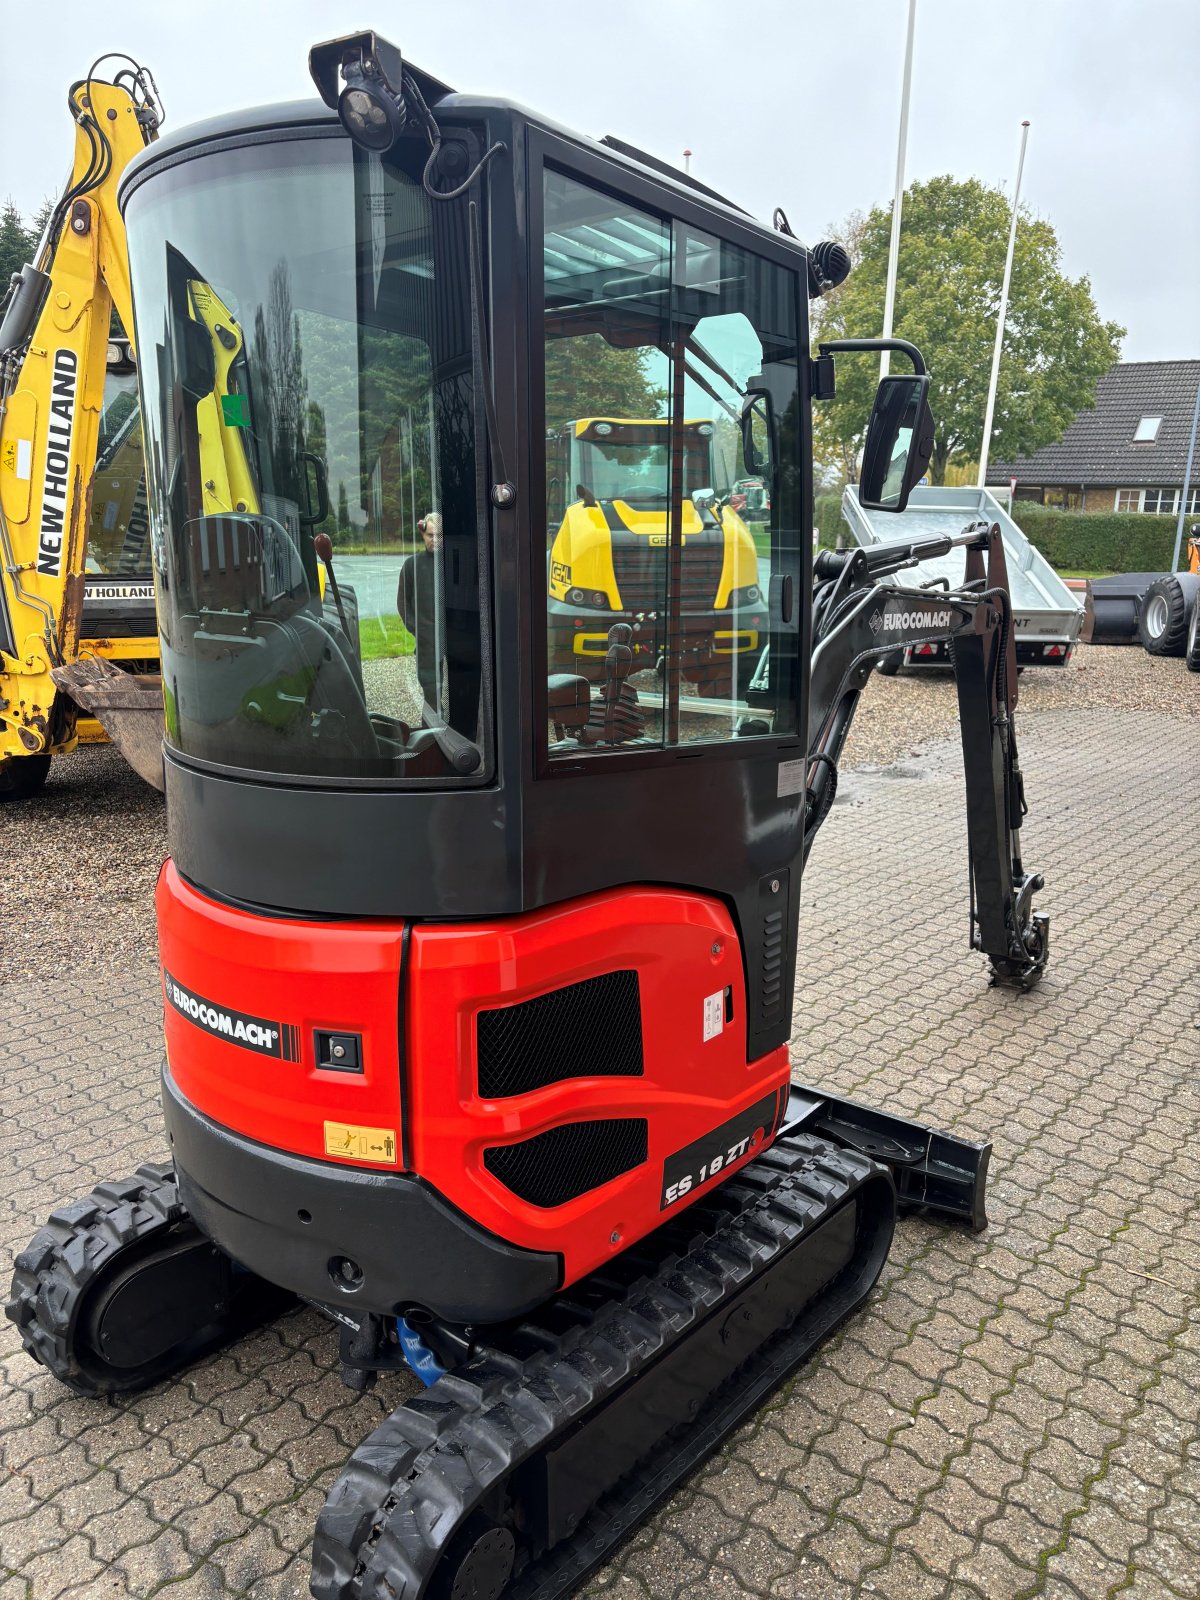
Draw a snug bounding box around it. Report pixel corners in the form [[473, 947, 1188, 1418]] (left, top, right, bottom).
[[812, 177, 1124, 484], [30, 198, 56, 242], [544, 335, 666, 433], [0, 199, 35, 297]]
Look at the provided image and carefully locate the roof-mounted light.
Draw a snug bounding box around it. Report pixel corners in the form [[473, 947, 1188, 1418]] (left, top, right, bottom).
[[309, 31, 407, 154]]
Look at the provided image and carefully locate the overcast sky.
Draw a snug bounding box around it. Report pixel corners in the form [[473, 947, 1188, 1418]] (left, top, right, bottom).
[[3, 0, 1196, 362]]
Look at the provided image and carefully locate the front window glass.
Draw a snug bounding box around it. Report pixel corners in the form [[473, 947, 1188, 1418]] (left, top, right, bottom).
[[125, 135, 482, 781], [542, 169, 801, 759]]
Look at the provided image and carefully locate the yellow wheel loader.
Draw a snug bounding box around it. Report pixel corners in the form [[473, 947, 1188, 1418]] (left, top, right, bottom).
[[547, 416, 768, 698]]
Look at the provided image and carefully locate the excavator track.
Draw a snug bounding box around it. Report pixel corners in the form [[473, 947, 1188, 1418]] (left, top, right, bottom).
[[6, 1162, 293, 1396], [312, 1130, 896, 1600]]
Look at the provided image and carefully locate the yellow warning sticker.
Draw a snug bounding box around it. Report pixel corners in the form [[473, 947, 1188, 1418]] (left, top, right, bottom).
[[323, 1121, 399, 1165]]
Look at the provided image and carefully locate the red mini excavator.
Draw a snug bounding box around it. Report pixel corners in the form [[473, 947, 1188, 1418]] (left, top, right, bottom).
[[9, 30, 1048, 1600]]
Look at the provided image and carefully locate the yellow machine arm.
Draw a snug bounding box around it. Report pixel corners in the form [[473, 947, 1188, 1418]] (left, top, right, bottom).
[[0, 62, 161, 785], [180, 275, 261, 518]]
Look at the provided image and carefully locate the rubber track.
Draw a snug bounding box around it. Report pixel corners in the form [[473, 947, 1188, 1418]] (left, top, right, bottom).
[[312, 1131, 894, 1600], [5, 1162, 291, 1396], [6, 1163, 189, 1395]]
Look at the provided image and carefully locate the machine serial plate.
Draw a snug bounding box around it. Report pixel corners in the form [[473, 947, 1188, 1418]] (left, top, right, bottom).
[[660, 1090, 784, 1210]]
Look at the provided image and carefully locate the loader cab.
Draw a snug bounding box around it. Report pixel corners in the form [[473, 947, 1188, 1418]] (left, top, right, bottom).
[[120, 83, 814, 1052], [76, 339, 159, 699]]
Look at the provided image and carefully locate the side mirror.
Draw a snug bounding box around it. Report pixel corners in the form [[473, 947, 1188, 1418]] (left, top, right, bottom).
[[859, 373, 935, 512], [740, 386, 776, 482]]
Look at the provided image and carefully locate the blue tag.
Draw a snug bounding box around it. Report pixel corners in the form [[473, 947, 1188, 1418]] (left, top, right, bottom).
[[396, 1318, 446, 1387]]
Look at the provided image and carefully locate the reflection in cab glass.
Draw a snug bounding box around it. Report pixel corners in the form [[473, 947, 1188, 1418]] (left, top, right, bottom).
[[542, 169, 801, 759], [125, 137, 482, 781], [86, 361, 151, 577]]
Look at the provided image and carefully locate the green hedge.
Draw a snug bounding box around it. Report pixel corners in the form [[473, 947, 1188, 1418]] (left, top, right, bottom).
[[811, 492, 1180, 572], [1005, 506, 1179, 573], [814, 493, 845, 549]]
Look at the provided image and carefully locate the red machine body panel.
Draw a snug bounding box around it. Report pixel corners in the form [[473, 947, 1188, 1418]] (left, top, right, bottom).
[[158, 863, 790, 1290], [405, 889, 790, 1281], [158, 862, 407, 1165]]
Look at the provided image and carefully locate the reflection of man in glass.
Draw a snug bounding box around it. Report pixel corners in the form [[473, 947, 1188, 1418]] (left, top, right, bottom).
[[397, 512, 443, 709]]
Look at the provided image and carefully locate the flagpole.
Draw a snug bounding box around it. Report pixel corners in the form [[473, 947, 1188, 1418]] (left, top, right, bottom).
[[979, 120, 1031, 489], [880, 0, 918, 380]]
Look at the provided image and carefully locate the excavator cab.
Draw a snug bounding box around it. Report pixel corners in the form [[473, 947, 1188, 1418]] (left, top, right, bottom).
[[114, 54, 831, 1305]]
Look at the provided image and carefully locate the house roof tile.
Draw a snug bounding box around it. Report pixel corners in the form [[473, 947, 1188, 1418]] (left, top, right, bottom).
[[986, 360, 1200, 488]]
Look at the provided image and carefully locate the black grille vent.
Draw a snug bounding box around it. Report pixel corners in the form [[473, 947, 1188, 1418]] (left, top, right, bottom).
[[477, 971, 643, 1099], [484, 1120, 648, 1208], [761, 905, 784, 1023], [609, 528, 726, 613]]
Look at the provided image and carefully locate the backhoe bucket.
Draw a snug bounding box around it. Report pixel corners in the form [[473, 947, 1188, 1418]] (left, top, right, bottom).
[[52, 658, 165, 790]]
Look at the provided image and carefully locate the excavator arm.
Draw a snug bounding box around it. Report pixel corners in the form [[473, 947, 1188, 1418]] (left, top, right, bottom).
[[802, 520, 1049, 989], [0, 61, 161, 794]]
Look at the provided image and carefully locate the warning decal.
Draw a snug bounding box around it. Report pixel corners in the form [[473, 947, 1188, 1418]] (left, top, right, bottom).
[[323, 1122, 399, 1165]]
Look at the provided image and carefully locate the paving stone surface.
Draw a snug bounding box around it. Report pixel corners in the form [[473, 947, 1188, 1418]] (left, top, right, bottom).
[[1, 703, 1197, 1599]]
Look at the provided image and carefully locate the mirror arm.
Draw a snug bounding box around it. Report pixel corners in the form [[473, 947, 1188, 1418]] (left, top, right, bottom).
[[818, 337, 926, 376]]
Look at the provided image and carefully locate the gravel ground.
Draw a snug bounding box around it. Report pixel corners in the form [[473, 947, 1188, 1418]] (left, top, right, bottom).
[[840, 642, 1197, 768], [2, 644, 1194, 985]]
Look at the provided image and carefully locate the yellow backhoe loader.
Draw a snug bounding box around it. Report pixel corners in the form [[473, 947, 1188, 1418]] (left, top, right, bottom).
[[0, 57, 164, 796]]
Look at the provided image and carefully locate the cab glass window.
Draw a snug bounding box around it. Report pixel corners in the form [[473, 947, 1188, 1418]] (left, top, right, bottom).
[[541, 169, 801, 760], [125, 136, 483, 782], [86, 362, 149, 577]]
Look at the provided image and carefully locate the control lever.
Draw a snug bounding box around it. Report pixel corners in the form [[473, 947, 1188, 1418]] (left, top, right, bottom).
[[313, 532, 350, 636]]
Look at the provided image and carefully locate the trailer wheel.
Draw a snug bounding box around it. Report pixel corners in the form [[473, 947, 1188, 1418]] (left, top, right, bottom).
[[1138, 574, 1200, 656], [875, 651, 903, 677], [0, 754, 51, 801], [1186, 596, 1200, 672]]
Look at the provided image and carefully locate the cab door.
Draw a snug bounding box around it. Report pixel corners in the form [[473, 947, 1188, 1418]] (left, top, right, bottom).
[[525, 131, 813, 1065]]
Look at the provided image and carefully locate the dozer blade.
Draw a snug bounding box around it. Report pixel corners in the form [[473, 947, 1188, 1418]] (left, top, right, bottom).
[[52, 656, 166, 790], [311, 1131, 896, 1600]]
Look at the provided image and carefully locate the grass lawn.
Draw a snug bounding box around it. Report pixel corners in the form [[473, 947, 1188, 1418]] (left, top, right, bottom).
[[1054, 568, 1116, 579], [334, 540, 416, 557], [359, 614, 415, 660]]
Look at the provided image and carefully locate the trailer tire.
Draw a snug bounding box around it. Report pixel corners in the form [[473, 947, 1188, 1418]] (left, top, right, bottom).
[[0, 754, 51, 801], [875, 651, 903, 677], [1138, 574, 1199, 656], [1186, 596, 1200, 672]]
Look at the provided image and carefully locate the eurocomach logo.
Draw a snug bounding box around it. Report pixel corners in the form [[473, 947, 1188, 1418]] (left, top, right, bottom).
[[162, 971, 299, 1060], [881, 608, 953, 631]]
